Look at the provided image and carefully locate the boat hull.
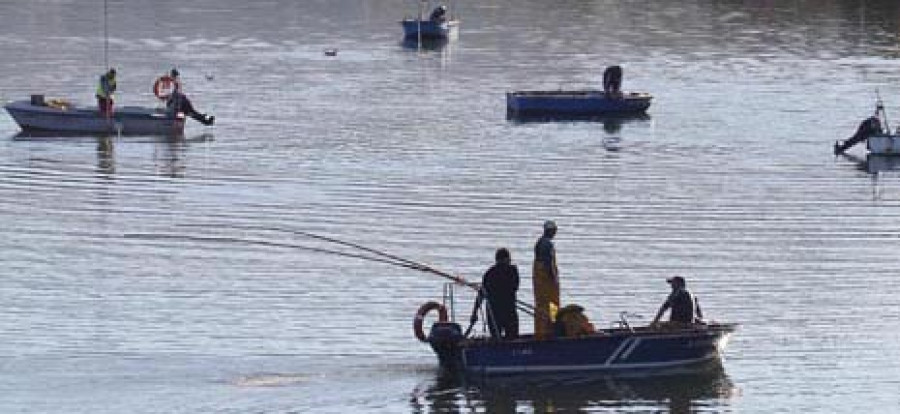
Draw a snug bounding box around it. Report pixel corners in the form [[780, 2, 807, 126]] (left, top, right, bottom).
[[401, 19, 459, 40], [429, 323, 736, 376], [867, 134, 900, 155], [506, 91, 652, 117], [4, 100, 185, 136]]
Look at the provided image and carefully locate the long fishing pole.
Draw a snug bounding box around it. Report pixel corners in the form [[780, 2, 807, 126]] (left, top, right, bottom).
[[176, 223, 538, 314], [179, 223, 475, 287], [103, 0, 109, 71], [124, 233, 435, 273]]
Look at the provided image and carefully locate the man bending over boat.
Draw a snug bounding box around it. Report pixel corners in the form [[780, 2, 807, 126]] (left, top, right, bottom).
[[96, 68, 117, 116], [603, 65, 623, 98], [651, 276, 703, 329], [470, 248, 520, 339], [429, 5, 447, 22], [167, 68, 215, 126]]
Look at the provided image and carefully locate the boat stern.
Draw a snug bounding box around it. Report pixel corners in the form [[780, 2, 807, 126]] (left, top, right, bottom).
[[427, 322, 465, 370]]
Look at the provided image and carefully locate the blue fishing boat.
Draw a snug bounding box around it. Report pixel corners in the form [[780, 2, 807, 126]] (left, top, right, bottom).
[[506, 91, 652, 118], [4, 97, 185, 136], [426, 320, 736, 376], [415, 283, 737, 376], [401, 1, 459, 40]]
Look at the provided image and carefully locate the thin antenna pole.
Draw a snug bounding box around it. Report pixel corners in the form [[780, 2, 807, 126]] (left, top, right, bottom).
[[103, 0, 109, 70]]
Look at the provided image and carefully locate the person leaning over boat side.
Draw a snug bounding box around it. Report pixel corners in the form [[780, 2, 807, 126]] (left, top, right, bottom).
[[96, 68, 117, 116], [533, 220, 560, 340], [470, 248, 520, 339], [650, 276, 703, 328], [429, 5, 447, 22], [166, 68, 215, 126], [602, 65, 623, 98]]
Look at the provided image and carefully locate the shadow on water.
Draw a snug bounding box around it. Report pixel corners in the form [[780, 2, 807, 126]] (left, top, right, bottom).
[[838, 152, 900, 175], [9, 132, 214, 178], [506, 112, 650, 133], [410, 363, 736, 413], [400, 37, 450, 52]]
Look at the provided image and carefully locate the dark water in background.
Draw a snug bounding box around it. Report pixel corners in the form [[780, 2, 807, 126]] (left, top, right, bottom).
[[2, 0, 900, 412]]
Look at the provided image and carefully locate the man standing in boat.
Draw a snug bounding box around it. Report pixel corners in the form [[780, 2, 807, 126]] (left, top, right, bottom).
[[470, 248, 520, 339], [96, 68, 117, 116], [533, 220, 560, 339], [603, 65, 623, 98], [650, 276, 703, 328], [166, 68, 215, 126]]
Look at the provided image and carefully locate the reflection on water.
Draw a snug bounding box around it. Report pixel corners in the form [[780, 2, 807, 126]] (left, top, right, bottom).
[[412, 364, 735, 413], [401, 37, 450, 52], [97, 136, 115, 176], [506, 112, 651, 131]]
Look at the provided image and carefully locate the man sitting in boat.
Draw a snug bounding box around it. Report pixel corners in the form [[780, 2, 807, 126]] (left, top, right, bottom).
[[603, 65, 623, 98], [96, 68, 117, 116], [650, 276, 703, 329], [470, 248, 520, 339], [166, 68, 215, 126], [429, 5, 447, 22], [554, 304, 596, 338]]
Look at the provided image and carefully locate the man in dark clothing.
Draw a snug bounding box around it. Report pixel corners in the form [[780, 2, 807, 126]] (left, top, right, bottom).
[[429, 5, 447, 22], [471, 248, 520, 339], [166, 68, 215, 126], [651, 276, 703, 327], [603, 65, 623, 97], [834, 115, 882, 155]]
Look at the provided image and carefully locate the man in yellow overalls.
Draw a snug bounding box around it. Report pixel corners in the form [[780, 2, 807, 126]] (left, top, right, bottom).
[[533, 220, 559, 339]]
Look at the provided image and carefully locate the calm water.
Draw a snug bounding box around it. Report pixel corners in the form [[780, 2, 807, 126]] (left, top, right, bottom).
[[2, 0, 900, 412]]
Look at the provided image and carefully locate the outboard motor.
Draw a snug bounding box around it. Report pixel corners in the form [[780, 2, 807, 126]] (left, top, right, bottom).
[[835, 116, 882, 155], [428, 322, 463, 369]]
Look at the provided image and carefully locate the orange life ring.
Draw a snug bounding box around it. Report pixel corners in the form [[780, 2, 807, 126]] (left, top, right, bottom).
[[413, 301, 448, 342], [153, 75, 177, 100]]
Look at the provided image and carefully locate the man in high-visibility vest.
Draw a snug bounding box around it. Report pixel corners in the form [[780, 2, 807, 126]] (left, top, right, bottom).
[[533, 220, 560, 339], [96, 68, 117, 116]]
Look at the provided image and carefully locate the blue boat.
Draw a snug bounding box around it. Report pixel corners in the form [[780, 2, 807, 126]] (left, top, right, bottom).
[[506, 90, 652, 118], [401, 1, 459, 40], [4, 97, 185, 136], [414, 282, 737, 376], [426, 321, 736, 375]]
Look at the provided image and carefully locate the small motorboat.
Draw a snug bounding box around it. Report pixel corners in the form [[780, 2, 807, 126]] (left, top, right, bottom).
[[5, 96, 184, 136], [401, 1, 459, 40], [415, 285, 737, 376], [506, 90, 652, 118]]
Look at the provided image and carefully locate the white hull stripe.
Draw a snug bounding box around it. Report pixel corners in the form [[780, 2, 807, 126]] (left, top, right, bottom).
[[603, 338, 634, 366], [617, 338, 642, 361], [470, 354, 718, 375]]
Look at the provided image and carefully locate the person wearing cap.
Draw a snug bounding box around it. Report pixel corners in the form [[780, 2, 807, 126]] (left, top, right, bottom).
[[166, 68, 215, 126], [470, 247, 520, 339], [532, 220, 560, 339], [651, 276, 703, 328], [96, 68, 117, 116]]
